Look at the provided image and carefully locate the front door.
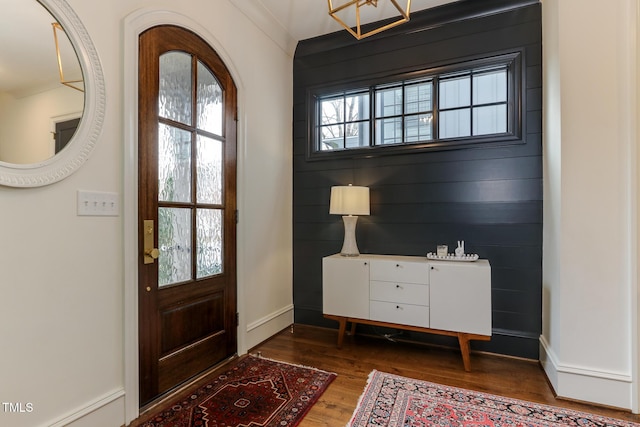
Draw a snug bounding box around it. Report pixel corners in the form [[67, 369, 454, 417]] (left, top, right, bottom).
[[138, 25, 238, 406]]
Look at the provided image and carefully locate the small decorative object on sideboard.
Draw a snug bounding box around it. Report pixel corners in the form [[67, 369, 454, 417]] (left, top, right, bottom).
[[436, 245, 448, 257], [426, 252, 479, 261], [427, 241, 478, 261]]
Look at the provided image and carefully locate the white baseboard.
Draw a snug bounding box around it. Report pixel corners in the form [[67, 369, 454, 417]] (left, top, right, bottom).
[[44, 389, 125, 427], [245, 304, 294, 350], [540, 335, 632, 409]]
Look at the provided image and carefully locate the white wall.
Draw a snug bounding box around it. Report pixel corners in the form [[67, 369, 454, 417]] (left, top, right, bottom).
[[541, 0, 638, 410], [0, 86, 83, 163], [0, 0, 293, 426]]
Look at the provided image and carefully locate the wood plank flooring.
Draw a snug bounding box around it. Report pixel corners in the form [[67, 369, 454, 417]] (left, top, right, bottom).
[[133, 324, 640, 426]]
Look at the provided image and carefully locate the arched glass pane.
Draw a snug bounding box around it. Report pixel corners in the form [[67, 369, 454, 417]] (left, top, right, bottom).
[[196, 134, 222, 204], [159, 51, 192, 125], [197, 61, 223, 135], [158, 124, 191, 203]]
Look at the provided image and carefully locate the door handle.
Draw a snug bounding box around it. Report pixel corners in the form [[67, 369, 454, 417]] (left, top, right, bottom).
[[143, 219, 159, 264]]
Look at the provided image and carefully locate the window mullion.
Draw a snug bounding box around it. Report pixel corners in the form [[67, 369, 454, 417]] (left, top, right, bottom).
[[470, 70, 475, 136], [342, 94, 347, 150], [369, 87, 375, 147], [399, 85, 404, 144], [433, 76, 439, 142]]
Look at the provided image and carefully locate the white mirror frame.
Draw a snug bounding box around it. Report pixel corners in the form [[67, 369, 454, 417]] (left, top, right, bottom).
[[0, 0, 105, 187]]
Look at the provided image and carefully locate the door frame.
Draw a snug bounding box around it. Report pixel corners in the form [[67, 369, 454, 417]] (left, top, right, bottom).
[[123, 9, 248, 424]]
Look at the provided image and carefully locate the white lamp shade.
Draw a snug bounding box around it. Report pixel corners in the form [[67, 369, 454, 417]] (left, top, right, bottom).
[[329, 185, 370, 216]]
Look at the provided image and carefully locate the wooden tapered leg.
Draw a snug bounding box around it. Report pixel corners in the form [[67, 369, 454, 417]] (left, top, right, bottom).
[[350, 321, 357, 337], [336, 317, 347, 349], [458, 333, 472, 372]]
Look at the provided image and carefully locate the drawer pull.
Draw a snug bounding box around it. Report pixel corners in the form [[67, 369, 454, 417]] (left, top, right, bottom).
[[395, 284, 403, 289]]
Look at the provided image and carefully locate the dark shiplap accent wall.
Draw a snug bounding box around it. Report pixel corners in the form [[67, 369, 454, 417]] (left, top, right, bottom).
[[292, 0, 542, 359]]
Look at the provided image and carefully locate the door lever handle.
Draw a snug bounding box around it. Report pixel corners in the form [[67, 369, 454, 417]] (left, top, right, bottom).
[[145, 248, 159, 260], [143, 219, 159, 264]]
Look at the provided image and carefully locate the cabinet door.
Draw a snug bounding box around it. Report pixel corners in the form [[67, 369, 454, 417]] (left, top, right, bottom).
[[322, 256, 370, 319], [429, 262, 491, 335]]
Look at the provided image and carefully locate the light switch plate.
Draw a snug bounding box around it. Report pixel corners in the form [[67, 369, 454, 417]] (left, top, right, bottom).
[[77, 190, 119, 216]]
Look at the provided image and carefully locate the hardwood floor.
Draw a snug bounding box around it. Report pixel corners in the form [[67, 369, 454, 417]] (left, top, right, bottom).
[[251, 324, 639, 426], [132, 323, 640, 426]]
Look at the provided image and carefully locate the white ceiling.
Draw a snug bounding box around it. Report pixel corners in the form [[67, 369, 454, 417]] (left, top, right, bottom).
[[257, 0, 460, 41], [234, 0, 462, 54], [1, 0, 460, 96]]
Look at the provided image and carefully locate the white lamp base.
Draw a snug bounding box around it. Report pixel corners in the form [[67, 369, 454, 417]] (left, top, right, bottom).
[[340, 215, 360, 256]]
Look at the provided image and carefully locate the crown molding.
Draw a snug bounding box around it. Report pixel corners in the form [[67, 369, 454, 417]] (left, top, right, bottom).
[[230, 0, 298, 57]]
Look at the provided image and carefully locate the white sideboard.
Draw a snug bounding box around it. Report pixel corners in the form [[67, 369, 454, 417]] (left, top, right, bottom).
[[322, 253, 491, 371]]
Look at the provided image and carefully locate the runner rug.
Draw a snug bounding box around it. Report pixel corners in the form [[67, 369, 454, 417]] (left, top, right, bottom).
[[348, 370, 639, 427], [139, 355, 336, 427]]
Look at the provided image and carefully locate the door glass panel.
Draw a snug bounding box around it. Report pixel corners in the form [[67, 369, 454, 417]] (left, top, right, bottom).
[[158, 207, 192, 287], [196, 208, 223, 278], [158, 124, 192, 203], [159, 51, 193, 125], [197, 61, 223, 136], [196, 135, 222, 204]]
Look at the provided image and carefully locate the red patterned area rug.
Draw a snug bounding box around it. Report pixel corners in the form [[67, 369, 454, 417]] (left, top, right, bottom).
[[349, 370, 639, 427], [139, 355, 336, 427]]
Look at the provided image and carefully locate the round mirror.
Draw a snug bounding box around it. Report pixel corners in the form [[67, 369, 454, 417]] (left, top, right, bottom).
[[0, 0, 105, 187]]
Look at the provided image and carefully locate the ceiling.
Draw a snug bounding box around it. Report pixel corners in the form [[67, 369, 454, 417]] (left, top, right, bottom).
[[253, 0, 461, 41], [234, 0, 462, 54], [1, 0, 460, 96]]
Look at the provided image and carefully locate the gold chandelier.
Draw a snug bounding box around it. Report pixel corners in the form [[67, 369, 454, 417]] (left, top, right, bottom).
[[52, 22, 83, 92], [328, 0, 411, 40]]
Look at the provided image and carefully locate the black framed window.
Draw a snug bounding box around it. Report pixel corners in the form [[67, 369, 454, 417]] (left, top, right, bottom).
[[309, 52, 522, 159]]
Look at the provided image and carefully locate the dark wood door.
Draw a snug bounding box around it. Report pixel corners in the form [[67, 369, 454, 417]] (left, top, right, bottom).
[[54, 117, 80, 153], [138, 25, 237, 406]]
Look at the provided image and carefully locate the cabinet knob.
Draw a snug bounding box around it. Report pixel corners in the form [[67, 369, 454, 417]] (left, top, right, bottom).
[[431, 266, 434, 270], [364, 262, 368, 265], [396, 264, 400, 267]]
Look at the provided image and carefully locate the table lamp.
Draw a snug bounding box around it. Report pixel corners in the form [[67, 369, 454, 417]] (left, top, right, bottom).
[[329, 184, 370, 256]]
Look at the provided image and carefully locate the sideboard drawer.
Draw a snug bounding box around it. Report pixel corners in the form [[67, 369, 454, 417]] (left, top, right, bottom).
[[370, 300, 429, 328], [370, 280, 429, 305], [370, 259, 429, 284]]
